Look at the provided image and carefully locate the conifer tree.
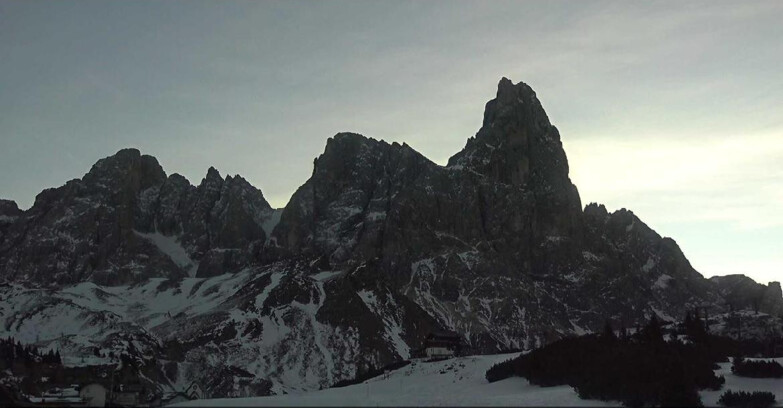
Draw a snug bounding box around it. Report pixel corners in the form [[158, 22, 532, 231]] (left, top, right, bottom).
[[642, 316, 664, 344], [602, 320, 617, 342], [619, 322, 629, 342]]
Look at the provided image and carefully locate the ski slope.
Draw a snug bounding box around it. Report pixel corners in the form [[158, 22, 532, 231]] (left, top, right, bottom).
[[172, 353, 618, 407]]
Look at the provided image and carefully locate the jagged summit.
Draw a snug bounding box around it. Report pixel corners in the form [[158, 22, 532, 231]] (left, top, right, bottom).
[[488, 77, 551, 130], [203, 165, 222, 181], [448, 78, 568, 188], [711, 275, 783, 315], [271, 131, 435, 258], [0, 147, 276, 285], [320, 132, 423, 160], [83, 147, 167, 190]]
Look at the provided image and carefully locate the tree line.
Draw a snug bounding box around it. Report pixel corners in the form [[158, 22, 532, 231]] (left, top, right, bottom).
[[0, 336, 62, 370], [731, 357, 783, 378], [486, 316, 725, 407]]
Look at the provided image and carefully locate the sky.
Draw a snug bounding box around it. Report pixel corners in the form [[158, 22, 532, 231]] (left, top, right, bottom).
[[1, 1, 781, 284]]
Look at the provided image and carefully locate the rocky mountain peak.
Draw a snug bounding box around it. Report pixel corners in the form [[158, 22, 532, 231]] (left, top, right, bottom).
[[447, 78, 567, 189], [222, 174, 270, 205], [269, 131, 436, 261], [320, 132, 420, 160], [770, 281, 782, 296], [491, 77, 546, 124], [83, 148, 166, 192], [194, 166, 225, 209], [203, 166, 223, 185], [711, 275, 783, 316], [584, 202, 610, 222], [316, 133, 382, 173], [0, 199, 22, 218]]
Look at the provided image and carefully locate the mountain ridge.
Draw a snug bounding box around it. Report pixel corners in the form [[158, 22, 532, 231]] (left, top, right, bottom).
[[0, 78, 781, 399]]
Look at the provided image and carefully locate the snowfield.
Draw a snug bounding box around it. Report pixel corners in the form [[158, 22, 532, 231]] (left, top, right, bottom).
[[173, 355, 783, 407], [699, 357, 783, 407], [172, 353, 618, 407]]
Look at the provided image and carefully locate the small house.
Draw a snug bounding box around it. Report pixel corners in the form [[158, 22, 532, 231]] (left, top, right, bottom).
[[409, 347, 427, 359], [32, 385, 83, 406], [424, 331, 463, 359]]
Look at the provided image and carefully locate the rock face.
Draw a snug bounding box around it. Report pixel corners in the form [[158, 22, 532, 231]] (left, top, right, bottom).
[[0, 149, 278, 286], [448, 77, 583, 244], [711, 275, 783, 316], [270, 79, 720, 351], [0, 78, 778, 399], [0, 199, 22, 243]]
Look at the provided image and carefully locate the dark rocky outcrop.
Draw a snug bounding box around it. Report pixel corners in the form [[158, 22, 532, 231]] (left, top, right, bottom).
[[711, 274, 783, 316], [0, 200, 22, 218], [268, 79, 723, 351], [0, 149, 277, 286], [0, 199, 22, 244]]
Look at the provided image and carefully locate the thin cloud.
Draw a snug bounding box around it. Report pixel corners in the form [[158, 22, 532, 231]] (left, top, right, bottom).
[[0, 0, 781, 283]]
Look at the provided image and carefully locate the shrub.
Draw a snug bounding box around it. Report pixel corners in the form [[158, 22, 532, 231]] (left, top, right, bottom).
[[731, 357, 783, 378], [718, 390, 776, 408], [485, 317, 727, 407], [485, 357, 516, 383]]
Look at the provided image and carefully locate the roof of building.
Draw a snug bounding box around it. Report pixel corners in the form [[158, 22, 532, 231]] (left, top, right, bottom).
[[428, 330, 460, 338], [185, 382, 201, 392], [425, 331, 462, 344], [426, 340, 460, 348], [114, 383, 144, 393]]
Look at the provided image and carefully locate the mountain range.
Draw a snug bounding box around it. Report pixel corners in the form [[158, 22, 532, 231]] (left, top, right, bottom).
[[1, 78, 780, 398]]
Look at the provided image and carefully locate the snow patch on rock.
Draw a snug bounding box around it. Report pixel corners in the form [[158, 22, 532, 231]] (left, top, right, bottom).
[[134, 230, 198, 277]]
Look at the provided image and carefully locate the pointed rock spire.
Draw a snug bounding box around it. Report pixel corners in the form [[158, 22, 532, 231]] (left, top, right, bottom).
[[448, 78, 568, 189], [203, 166, 223, 184]]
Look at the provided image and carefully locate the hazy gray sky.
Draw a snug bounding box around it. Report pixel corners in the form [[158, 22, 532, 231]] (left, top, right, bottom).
[[1, 1, 781, 284]]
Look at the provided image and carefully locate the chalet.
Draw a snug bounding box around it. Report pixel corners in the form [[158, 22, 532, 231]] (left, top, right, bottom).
[[424, 331, 463, 359], [31, 385, 83, 406]]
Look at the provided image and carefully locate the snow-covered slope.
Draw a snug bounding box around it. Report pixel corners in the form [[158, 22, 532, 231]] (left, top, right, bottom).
[[700, 358, 783, 406], [0, 260, 439, 396], [172, 353, 617, 407], [174, 354, 783, 407], [175, 355, 783, 407]]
